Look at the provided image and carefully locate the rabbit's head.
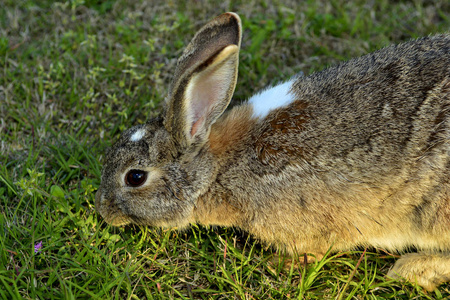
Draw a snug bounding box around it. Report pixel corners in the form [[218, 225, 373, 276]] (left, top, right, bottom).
[[95, 13, 242, 227]]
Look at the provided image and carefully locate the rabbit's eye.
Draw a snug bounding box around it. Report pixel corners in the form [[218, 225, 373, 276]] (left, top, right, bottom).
[[125, 170, 147, 187]]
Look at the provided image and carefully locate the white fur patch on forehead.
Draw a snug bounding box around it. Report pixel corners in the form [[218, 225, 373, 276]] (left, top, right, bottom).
[[248, 80, 295, 118], [130, 128, 146, 142]]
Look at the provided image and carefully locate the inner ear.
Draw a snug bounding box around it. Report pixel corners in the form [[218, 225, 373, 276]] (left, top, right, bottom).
[[183, 45, 239, 140]]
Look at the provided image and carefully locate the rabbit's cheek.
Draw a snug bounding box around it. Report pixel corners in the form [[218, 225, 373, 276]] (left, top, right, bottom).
[[111, 174, 195, 227]]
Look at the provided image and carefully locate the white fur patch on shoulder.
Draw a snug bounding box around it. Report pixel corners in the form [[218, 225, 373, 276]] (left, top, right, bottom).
[[130, 128, 146, 142], [248, 80, 295, 118]]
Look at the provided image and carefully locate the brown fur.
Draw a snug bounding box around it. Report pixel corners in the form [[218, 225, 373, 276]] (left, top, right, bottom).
[[96, 12, 450, 291], [209, 104, 256, 156]]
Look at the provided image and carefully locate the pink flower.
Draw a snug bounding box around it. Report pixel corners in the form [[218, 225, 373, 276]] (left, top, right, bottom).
[[34, 241, 42, 254]]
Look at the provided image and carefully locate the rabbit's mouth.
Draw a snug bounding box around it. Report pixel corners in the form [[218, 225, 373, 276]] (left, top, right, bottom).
[[106, 214, 132, 227], [95, 190, 132, 226], [98, 205, 132, 227]]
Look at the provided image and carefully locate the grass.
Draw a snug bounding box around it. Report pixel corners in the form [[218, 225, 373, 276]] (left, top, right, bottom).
[[1, 0, 450, 298]]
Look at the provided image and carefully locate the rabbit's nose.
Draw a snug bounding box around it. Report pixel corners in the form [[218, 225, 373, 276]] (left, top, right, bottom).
[[94, 187, 105, 210]]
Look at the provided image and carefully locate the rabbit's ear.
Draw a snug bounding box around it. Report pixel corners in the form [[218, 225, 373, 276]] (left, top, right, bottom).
[[164, 13, 242, 148]]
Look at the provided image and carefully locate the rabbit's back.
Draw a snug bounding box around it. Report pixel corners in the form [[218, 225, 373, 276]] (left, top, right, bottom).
[[270, 35, 450, 182]]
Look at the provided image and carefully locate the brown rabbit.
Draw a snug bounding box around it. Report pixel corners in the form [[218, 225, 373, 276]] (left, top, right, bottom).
[[95, 12, 450, 290]]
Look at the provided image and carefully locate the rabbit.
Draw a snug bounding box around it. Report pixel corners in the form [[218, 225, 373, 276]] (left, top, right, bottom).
[[95, 12, 450, 291]]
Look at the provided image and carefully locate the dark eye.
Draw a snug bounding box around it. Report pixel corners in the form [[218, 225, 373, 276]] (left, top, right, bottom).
[[125, 170, 147, 187]]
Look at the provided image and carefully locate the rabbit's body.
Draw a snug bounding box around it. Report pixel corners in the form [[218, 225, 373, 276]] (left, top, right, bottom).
[[96, 13, 450, 290], [202, 35, 450, 252]]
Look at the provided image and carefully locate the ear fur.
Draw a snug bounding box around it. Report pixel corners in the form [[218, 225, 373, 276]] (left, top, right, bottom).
[[164, 12, 242, 149]]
